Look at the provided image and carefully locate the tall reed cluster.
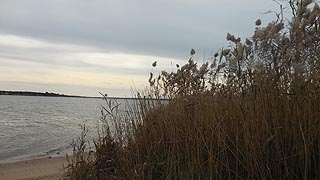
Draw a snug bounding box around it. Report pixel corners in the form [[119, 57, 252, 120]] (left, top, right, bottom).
[[65, 1, 320, 179]]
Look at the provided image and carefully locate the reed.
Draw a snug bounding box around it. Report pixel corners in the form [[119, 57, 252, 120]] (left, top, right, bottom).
[[65, 1, 320, 179]]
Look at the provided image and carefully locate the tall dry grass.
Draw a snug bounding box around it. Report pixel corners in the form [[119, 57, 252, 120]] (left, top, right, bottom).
[[65, 1, 320, 179]]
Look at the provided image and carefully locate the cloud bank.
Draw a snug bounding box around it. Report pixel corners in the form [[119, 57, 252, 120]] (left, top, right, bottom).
[[0, 0, 279, 96]]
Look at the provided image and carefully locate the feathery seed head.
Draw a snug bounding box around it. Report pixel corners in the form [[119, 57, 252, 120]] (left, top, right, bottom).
[[190, 49, 196, 55], [245, 38, 252, 46], [226, 33, 237, 42], [222, 49, 231, 56], [255, 19, 262, 26], [152, 61, 157, 67]]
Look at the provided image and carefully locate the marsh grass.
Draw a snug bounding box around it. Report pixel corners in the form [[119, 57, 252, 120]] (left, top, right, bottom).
[[64, 125, 97, 180], [65, 1, 320, 179]]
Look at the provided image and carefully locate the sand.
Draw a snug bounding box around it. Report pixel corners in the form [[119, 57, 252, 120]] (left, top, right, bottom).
[[0, 156, 68, 180]]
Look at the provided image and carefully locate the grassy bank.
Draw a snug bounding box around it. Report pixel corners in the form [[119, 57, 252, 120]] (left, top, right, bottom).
[[64, 1, 320, 179]]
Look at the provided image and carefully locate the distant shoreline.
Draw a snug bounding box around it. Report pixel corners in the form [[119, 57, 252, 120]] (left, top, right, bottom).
[[0, 90, 168, 101], [0, 90, 99, 99]]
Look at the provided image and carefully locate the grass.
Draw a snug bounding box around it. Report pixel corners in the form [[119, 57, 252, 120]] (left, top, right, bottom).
[[64, 1, 320, 179]]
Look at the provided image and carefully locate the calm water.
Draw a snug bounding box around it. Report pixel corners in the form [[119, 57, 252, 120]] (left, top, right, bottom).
[[0, 95, 126, 163]]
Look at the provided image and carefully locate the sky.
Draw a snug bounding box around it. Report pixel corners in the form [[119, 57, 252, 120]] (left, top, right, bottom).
[[0, 0, 280, 97]]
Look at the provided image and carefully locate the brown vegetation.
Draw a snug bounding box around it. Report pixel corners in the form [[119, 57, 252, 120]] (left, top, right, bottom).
[[65, 1, 320, 179]]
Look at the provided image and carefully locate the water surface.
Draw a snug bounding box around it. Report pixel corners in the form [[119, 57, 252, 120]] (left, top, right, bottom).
[[0, 95, 111, 162]]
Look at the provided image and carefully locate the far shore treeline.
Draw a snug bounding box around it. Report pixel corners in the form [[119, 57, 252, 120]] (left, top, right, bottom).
[[0, 90, 165, 101], [0, 90, 91, 98]]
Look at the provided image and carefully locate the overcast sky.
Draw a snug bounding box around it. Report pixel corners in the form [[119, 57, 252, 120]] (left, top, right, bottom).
[[0, 0, 280, 97]]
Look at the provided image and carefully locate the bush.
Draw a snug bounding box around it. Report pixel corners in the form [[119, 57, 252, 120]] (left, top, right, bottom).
[[65, 1, 320, 179]]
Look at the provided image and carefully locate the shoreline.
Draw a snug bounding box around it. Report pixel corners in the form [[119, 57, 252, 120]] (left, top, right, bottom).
[[0, 156, 67, 180]]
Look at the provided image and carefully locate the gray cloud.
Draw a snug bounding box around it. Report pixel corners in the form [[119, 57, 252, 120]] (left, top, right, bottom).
[[0, 0, 279, 59], [0, 43, 179, 77], [0, 0, 281, 96]]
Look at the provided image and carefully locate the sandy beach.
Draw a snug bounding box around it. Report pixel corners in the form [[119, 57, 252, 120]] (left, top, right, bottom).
[[0, 156, 67, 180]]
